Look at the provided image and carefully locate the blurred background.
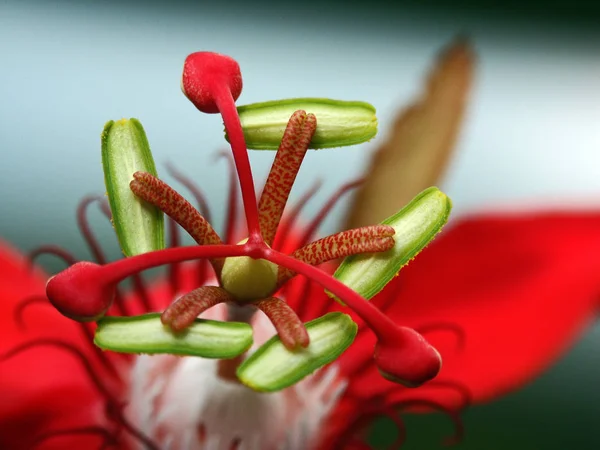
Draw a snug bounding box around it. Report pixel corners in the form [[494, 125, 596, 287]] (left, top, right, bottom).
[[1, 0, 600, 448]]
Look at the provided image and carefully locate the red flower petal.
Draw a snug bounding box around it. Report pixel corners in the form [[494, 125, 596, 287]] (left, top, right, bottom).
[[319, 212, 600, 447], [0, 242, 110, 449]]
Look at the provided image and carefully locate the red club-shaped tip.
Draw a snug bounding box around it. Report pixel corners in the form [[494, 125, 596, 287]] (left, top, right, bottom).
[[182, 51, 243, 114], [374, 326, 442, 387], [46, 261, 115, 322]]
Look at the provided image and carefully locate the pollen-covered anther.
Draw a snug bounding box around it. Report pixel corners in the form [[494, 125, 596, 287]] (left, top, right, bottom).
[[254, 297, 309, 350], [130, 171, 224, 274], [258, 110, 317, 245], [278, 225, 395, 283], [161, 286, 234, 331]]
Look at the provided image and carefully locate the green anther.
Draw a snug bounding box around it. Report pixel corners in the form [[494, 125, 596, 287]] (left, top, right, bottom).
[[229, 98, 378, 150], [332, 187, 452, 302], [94, 313, 254, 359], [237, 312, 357, 392], [101, 118, 164, 256]]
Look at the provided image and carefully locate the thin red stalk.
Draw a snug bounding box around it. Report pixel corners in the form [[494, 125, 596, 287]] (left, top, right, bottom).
[[1, 339, 119, 403], [165, 162, 212, 224], [254, 297, 309, 350], [132, 274, 152, 312], [278, 225, 395, 284], [298, 178, 364, 246], [77, 195, 109, 264], [100, 244, 247, 284], [168, 218, 182, 297], [393, 399, 464, 445], [13, 295, 122, 378], [287, 278, 312, 320], [416, 322, 466, 352], [28, 245, 77, 267], [258, 110, 316, 245], [95, 198, 128, 316], [215, 151, 240, 245], [272, 178, 322, 251], [213, 85, 261, 241]]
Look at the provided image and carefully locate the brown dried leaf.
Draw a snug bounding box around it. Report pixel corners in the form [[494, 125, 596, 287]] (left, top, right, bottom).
[[344, 37, 475, 229]]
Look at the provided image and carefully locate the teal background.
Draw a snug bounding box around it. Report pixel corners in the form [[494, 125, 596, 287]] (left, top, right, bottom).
[[1, 1, 600, 448]]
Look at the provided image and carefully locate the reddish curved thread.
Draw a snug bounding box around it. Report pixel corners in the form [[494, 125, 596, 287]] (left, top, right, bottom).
[[165, 162, 212, 224], [416, 322, 466, 353], [298, 178, 364, 247], [168, 218, 182, 297], [214, 150, 240, 245], [287, 278, 312, 320], [104, 402, 159, 450], [1, 339, 119, 402], [28, 245, 78, 268], [392, 399, 464, 446], [2, 342, 158, 449], [77, 195, 109, 264], [77, 195, 127, 316], [13, 295, 48, 330], [132, 274, 153, 313], [13, 296, 121, 379], [424, 380, 472, 411], [272, 178, 322, 251], [336, 407, 406, 450]]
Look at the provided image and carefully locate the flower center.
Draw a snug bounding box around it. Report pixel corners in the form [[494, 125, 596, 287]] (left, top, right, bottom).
[[220, 240, 278, 302]]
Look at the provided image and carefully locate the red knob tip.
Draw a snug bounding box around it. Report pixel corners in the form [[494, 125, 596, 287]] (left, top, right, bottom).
[[181, 51, 243, 114]]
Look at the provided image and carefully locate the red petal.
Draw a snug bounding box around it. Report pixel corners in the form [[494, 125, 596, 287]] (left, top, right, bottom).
[[0, 241, 110, 449], [320, 212, 600, 447]]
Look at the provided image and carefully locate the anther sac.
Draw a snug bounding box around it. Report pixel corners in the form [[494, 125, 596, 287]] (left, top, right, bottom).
[[44, 51, 452, 392]]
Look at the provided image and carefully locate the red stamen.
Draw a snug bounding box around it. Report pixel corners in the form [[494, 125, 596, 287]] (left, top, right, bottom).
[[168, 218, 182, 297], [12, 295, 123, 377], [28, 245, 77, 267], [392, 399, 464, 446], [130, 171, 224, 276], [77, 196, 109, 264], [255, 297, 309, 350], [416, 322, 466, 353], [182, 52, 261, 240], [161, 285, 233, 331], [1, 339, 119, 403], [258, 110, 317, 245], [165, 162, 212, 224], [298, 178, 364, 247], [278, 225, 396, 284], [132, 273, 153, 312]]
